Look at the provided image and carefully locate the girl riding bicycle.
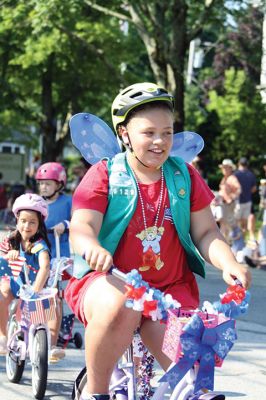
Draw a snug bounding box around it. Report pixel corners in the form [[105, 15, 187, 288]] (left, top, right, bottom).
[[0, 193, 51, 354], [65, 82, 251, 400]]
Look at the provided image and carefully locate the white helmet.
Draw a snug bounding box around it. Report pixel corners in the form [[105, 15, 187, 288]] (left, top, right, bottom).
[[12, 193, 48, 221]]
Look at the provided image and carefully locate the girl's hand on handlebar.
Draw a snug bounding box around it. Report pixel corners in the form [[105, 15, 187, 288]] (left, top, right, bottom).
[[222, 261, 252, 290], [83, 244, 113, 272], [7, 250, 20, 261]]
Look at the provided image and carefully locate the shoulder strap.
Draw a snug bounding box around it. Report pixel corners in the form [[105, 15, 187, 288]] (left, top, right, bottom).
[[164, 157, 205, 277], [98, 153, 137, 255]]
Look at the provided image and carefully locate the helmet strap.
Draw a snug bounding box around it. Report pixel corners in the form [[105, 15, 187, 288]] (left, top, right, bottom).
[[42, 182, 63, 200], [119, 126, 151, 169], [126, 134, 151, 169]]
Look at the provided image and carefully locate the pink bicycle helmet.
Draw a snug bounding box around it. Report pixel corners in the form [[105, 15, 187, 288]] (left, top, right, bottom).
[[35, 162, 67, 187], [12, 193, 48, 221]]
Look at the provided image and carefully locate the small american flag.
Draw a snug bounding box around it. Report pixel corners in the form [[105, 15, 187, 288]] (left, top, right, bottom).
[[28, 298, 46, 324], [22, 297, 57, 324], [1, 255, 25, 279], [164, 207, 173, 224], [42, 297, 56, 322]]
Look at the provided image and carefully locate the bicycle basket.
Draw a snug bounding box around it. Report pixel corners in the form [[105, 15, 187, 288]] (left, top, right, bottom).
[[20, 287, 58, 325]]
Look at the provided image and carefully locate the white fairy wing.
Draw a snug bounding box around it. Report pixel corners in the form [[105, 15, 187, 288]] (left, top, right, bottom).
[[170, 131, 204, 163], [69, 113, 121, 164]]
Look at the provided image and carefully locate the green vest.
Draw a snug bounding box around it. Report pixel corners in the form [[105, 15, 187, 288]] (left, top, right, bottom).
[[97, 152, 205, 278]]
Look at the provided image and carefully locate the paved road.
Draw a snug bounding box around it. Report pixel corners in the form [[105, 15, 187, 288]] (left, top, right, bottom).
[[0, 263, 265, 399]]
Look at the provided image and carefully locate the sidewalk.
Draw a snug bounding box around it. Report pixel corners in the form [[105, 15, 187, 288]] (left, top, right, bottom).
[[214, 319, 266, 398], [195, 266, 266, 399]]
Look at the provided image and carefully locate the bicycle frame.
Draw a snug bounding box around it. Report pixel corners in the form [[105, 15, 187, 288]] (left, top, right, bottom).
[[110, 344, 137, 400], [7, 308, 51, 364]]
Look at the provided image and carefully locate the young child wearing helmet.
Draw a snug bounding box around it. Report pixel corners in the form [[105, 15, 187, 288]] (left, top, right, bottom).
[[35, 162, 72, 361], [0, 193, 51, 354], [35, 162, 72, 259], [65, 83, 251, 400]]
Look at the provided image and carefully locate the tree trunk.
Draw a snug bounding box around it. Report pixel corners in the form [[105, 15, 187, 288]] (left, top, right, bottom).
[[128, 0, 188, 132], [40, 54, 58, 162]]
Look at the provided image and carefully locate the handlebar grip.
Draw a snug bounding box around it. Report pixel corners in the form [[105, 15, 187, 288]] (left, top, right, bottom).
[[72, 254, 123, 280]]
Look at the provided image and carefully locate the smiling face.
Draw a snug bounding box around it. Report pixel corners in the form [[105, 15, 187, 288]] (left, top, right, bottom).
[[121, 106, 174, 172], [17, 210, 39, 241]]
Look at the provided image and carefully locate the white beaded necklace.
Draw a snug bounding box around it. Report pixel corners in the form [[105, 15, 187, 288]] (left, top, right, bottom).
[[128, 163, 165, 232]]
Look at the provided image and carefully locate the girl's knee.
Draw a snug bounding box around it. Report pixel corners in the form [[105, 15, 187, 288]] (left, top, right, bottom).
[[0, 280, 12, 300]]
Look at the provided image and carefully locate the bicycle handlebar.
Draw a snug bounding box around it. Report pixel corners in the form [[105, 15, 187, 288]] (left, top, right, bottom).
[[72, 254, 250, 321]]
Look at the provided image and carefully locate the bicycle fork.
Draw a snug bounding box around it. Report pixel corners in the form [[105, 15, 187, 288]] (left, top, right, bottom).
[[110, 344, 137, 400]]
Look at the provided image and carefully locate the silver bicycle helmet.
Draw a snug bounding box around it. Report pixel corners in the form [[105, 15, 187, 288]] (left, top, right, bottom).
[[111, 82, 174, 132]]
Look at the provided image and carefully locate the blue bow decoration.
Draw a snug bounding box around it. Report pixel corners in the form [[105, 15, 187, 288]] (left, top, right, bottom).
[[159, 314, 237, 392]]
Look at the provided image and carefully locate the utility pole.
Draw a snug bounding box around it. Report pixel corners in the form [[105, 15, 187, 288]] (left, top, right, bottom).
[[260, 6, 266, 103], [253, 0, 266, 103]]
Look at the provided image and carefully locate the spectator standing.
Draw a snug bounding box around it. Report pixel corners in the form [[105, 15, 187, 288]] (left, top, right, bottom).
[[218, 159, 241, 242], [234, 157, 257, 236]]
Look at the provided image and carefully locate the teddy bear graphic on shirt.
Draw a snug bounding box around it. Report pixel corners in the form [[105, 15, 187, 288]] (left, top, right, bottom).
[[136, 226, 164, 271]]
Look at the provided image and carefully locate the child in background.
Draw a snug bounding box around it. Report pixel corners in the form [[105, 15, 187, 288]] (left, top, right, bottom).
[[36, 162, 72, 361], [36, 162, 72, 258], [229, 225, 246, 262], [0, 193, 51, 354], [210, 191, 223, 227], [66, 82, 251, 400]]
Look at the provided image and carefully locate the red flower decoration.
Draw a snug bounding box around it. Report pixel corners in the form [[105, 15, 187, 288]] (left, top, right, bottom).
[[125, 284, 146, 300], [221, 284, 246, 304], [143, 300, 158, 317]]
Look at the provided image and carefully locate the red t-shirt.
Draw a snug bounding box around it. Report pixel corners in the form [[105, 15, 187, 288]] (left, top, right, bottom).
[[68, 160, 214, 312]]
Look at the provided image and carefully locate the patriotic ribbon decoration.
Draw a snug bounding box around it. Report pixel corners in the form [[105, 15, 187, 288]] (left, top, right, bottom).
[[159, 314, 237, 392], [124, 269, 180, 322], [124, 269, 250, 322], [0, 256, 25, 280], [203, 284, 251, 318]]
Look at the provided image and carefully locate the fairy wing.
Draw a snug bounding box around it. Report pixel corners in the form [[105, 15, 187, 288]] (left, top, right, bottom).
[[170, 131, 204, 163], [69, 113, 120, 165], [69, 112, 204, 164]]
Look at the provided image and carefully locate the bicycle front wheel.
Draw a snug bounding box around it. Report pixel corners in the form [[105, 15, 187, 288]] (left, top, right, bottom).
[[31, 328, 48, 399], [6, 317, 25, 383]]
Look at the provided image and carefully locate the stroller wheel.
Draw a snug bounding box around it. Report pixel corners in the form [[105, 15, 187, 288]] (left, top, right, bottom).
[[74, 332, 83, 349]]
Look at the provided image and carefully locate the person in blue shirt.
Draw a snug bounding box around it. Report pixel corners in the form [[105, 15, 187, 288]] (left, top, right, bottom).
[[234, 157, 257, 237], [36, 162, 72, 258], [0, 193, 51, 354], [36, 162, 72, 361]]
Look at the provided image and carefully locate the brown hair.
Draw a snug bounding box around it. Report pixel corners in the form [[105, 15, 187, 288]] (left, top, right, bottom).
[[9, 211, 51, 253]]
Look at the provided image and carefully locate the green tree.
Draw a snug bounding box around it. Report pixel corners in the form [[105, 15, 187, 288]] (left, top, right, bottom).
[[185, 2, 266, 184], [207, 68, 266, 162], [0, 0, 147, 160], [83, 0, 230, 131]]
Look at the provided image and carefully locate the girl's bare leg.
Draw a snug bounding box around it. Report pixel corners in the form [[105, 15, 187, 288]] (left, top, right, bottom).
[[0, 279, 14, 337], [140, 318, 171, 370], [48, 297, 63, 346], [83, 275, 142, 394]]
